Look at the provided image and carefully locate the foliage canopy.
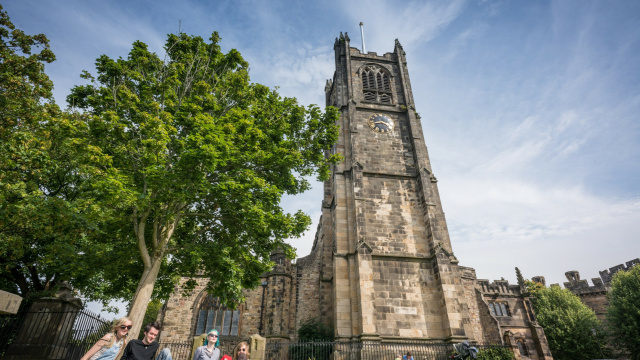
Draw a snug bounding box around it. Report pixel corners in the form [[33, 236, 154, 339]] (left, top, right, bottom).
[[67, 31, 340, 334], [606, 265, 640, 357], [0, 4, 108, 301], [527, 281, 609, 360]]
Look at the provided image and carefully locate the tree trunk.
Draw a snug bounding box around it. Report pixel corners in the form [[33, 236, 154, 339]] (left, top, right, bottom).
[[127, 255, 163, 339]]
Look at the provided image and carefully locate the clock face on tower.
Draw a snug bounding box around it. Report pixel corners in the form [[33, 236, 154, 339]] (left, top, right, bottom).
[[368, 114, 394, 133]]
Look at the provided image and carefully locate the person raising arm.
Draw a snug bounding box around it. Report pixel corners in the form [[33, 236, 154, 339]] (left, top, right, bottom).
[[81, 317, 131, 360]]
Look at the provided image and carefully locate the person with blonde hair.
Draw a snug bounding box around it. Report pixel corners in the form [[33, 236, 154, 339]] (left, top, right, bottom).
[[81, 317, 132, 360], [233, 340, 249, 360]]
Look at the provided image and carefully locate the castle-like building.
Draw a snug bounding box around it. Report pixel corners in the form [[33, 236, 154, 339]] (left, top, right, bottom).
[[157, 33, 553, 359], [532, 258, 639, 321]]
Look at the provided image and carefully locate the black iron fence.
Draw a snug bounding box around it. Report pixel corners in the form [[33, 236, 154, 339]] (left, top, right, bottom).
[[265, 340, 511, 360], [0, 306, 109, 360], [156, 342, 194, 360]]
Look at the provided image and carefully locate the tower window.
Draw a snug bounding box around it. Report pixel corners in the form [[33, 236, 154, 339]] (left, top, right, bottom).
[[195, 295, 240, 336], [361, 65, 392, 104]]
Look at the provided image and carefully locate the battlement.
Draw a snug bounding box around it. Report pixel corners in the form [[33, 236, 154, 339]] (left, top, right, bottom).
[[599, 258, 639, 286], [349, 47, 396, 61], [546, 258, 640, 294], [476, 278, 521, 296], [562, 270, 607, 294]]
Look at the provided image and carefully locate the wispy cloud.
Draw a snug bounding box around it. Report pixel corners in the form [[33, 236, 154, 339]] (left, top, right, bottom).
[[341, 0, 467, 51]]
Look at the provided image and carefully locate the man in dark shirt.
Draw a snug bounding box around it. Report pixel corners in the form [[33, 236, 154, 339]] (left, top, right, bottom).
[[121, 322, 172, 360]]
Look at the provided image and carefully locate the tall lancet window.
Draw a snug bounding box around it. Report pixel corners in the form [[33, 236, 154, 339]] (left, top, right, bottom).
[[361, 65, 392, 104], [195, 295, 241, 336]]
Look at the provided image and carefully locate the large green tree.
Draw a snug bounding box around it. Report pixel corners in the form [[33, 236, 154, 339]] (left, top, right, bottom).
[[68, 32, 340, 335], [527, 281, 609, 360], [606, 265, 640, 357], [0, 4, 108, 301]]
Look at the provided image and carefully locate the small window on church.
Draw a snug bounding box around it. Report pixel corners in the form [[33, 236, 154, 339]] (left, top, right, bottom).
[[500, 303, 508, 316], [361, 65, 392, 104], [517, 340, 528, 355], [195, 295, 240, 336], [488, 301, 510, 317]]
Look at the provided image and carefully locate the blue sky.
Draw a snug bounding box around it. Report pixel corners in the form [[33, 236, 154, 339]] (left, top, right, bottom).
[[5, 0, 640, 314]]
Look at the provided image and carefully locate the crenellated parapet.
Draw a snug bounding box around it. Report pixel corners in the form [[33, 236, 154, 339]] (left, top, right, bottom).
[[476, 278, 521, 296], [563, 270, 607, 295], [349, 47, 397, 61], [599, 258, 639, 287]]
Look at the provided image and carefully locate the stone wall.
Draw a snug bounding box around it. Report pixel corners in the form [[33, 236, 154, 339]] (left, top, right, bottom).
[[159, 273, 282, 343], [371, 258, 431, 338], [159, 277, 209, 342], [460, 267, 486, 343], [360, 177, 426, 255], [293, 246, 321, 330]]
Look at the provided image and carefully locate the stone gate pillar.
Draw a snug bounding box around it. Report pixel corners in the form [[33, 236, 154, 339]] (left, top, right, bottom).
[[249, 334, 266, 360], [6, 282, 82, 360], [0, 290, 22, 315]]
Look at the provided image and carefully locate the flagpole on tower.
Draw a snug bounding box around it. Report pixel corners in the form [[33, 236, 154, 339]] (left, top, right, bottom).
[[359, 22, 366, 54]]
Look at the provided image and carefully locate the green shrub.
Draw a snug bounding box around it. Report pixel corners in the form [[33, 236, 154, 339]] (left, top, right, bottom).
[[297, 318, 333, 341], [476, 346, 515, 360]]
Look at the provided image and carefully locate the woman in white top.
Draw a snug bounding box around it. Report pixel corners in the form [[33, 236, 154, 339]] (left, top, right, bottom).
[[81, 317, 131, 360], [192, 329, 221, 360]]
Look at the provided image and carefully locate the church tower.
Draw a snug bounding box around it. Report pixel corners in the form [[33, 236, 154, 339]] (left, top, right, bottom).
[[158, 33, 553, 358], [320, 33, 475, 342]]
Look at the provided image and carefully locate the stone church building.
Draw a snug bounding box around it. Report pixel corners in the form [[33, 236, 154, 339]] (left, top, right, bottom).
[[157, 33, 553, 359]]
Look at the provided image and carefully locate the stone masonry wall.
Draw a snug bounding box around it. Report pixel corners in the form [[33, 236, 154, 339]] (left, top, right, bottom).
[[578, 292, 608, 321], [476, 290, 501, 345], [159, 277, 209, 342], [263, 255, 295, 339], [371, 258, 431, 338], [352, 112, 415, 175], [158, 276, 270, 343], [294, 245, 321, 332], [360, 177, 427, 256], [460, 267, 485, 343]]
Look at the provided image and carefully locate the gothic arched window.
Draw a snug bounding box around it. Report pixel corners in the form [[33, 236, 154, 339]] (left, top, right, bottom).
[[195, 295, 241, 336], [361, 65, 392, 104]]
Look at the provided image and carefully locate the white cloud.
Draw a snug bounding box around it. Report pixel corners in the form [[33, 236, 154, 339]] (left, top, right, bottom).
[[341, 0, 467, 51]]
